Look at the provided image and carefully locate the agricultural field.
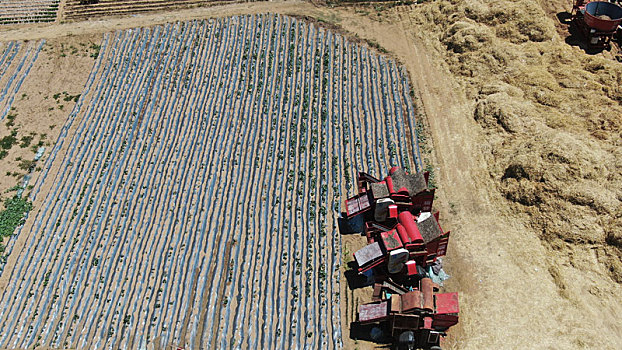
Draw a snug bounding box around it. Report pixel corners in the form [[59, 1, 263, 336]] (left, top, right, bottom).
[[0, 14, 422, 349], [0, 41, 44, 243], [0, 0, 60, 25], [0, 40, 46, 227], [0, 41, 44, 120], [3, 1, 618, 349], [63, 0, 253, 21]]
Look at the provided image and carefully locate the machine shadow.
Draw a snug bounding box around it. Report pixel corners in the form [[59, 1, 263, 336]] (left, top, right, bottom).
[[557, 11, 573, 25], [337, 212, 364, 235], [349, 322, 392, 346], [344, 263, 373, 290]]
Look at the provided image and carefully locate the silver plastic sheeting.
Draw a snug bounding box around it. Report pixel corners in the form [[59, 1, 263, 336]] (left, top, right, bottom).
[[0, 15, 424, 350]]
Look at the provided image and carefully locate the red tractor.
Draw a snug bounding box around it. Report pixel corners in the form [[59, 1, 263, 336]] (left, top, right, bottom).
[[343, 167, 458, 349]]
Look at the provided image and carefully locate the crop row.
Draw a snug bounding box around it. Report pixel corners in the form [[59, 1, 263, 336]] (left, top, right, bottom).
[[0, 14, 421, 349], [63, 0, 253, 21], [0, 1, 59, 25], [0, 41, 45, 120]]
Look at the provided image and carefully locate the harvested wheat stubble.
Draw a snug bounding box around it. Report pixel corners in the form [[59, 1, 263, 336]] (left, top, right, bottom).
[[399, 0, 622, 347], [409, 0, 622, 279], [0, 14, 423, 349]]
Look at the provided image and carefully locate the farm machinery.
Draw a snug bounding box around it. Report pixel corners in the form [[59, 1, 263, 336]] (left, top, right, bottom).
[[343, 166, 458, 350], [571, 1, 622, 49]]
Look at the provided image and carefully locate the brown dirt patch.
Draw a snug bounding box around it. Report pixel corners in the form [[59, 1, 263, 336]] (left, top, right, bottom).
[[0, 34, 100, 256]]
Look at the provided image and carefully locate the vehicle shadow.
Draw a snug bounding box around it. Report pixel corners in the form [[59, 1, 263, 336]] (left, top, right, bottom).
[[337, 212, 365, 235], [349, 322, 392, 346], [557, 11, 573, 25], [344, 262, 373, 290]]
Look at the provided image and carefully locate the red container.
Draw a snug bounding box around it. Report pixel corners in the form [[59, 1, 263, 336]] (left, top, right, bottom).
[[584, 1, 622, 32], [388, 204, 398, 218]]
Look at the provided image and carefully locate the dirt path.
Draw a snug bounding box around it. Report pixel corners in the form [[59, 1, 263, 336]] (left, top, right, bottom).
[[0, 1, 324, 41], [1, 1, 620, 349]]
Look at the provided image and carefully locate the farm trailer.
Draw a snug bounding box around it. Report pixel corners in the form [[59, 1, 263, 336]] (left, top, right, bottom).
[[358, 277, 459, 350], [570, 0, 622, 49]]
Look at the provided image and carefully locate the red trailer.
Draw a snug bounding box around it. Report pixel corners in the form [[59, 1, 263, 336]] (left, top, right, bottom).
[[345, 167, 435, 219], [356, 277, 459, 350], [571, 1, 622, 49], [351, 206, 450, 274], [346, 167, 449, 273]]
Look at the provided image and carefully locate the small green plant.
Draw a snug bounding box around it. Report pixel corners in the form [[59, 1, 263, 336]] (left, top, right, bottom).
[[20, 135, 33, 148], [0, 130, 18, 150], [6, 185, 21, 193], [0, 196, 33, 239], [342, 245, 352, 265], [90, 43, 101, 59], [6, 113, 16, 127], [18, 159, 36, 172]]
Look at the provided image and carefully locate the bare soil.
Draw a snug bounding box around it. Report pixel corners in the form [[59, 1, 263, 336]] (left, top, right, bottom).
[[0, 1, 621, 349], [0, 34, 100, 252]]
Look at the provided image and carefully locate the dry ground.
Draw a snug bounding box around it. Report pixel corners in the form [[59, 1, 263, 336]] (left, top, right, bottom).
[[1, 1, 621, 349], [0, 35, 100, 231]]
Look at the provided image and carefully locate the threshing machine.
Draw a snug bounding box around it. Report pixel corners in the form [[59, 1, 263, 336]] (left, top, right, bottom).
[[358, 277, 459, 350], [344, 167, 458, 349]]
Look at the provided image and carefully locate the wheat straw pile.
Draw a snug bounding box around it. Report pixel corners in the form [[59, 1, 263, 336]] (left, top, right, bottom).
[[411, 0, 622, 281]]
